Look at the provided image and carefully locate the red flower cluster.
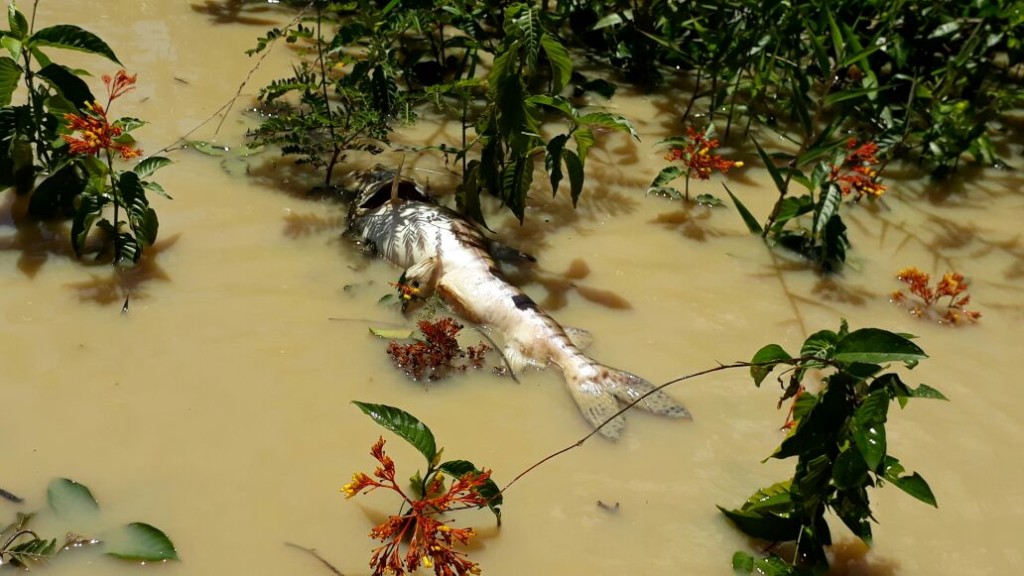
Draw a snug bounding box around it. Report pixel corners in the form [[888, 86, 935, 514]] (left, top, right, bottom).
[[665, 127, 743, 180], [62, 70, 141, 160], [891, 267, 981, 324], [830, 139, 885, 199], [342, 438, 492, 576], [387, 318, 490, 380]]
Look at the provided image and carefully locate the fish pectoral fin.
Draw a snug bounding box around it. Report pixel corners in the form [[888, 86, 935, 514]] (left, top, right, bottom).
[[402, 256, 439, 296], [501, 343, 546, 374], [565, 364, 691, 441], [563, 326, 594, 350]]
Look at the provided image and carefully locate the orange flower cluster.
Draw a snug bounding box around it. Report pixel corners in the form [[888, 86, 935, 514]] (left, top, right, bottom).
[[891, 266, 981, 324], [62, 70, 141, 159], [830, 139, 885, 199], [342, 437, 492, 576], [665, 127, 743, 180], [386, 318, 490, 381]]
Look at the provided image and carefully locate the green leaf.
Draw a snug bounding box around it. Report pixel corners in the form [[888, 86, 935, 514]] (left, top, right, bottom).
[[545, 134, 568, 193], [133, 156, 172, 179], [71, 194, 108, 257], [749, 344, 791, 386], [1, 35, 22, 61], [851, 389, 889, 470], [105, 522, 179, 561], [740, 480, 794, 515], [28, 163, 85, 218], [501, 157, 533, 223], [572, 127, 594, 162], [882, 456, 937, 506], [0, 56, 22, 107], [438, 460, 503, 522], [833, 328, 927, 366], [29, 25, 121, 65], [36, 63, 94, 109], [731, 551, 754, 573], [750, 136, 787, 196], [833, 445, 868, 489], [563, 148, 583, 206], [577, 111, 639, 140], [369, 327, 414, 339], [539, 33, 571, 93], [724, 184, 763, 234], [717, 505, 801, 542], [352, 402, 437, 464], [909, 383, 948, 400], [650, 165, 684, 189], [801, 329, 838, 360], [47, 478, 99, 518], [8, 4, 29, 40], [812, 181, 841, 238]]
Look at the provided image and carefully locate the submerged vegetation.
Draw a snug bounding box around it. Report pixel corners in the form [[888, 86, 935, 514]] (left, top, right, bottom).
[[0, 478, 177, 569]]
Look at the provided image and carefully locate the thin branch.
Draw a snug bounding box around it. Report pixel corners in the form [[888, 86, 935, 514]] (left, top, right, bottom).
[[284, 541, 345, 576]]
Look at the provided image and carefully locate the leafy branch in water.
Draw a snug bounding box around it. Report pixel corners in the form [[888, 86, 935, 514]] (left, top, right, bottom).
[[347, 402, 501, 576], [0, 478, 177, 569], [724, 320, 945, 574]]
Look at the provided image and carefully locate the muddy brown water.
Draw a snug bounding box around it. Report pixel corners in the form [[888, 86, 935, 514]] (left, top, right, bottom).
[[2, 2, 1023, 574]]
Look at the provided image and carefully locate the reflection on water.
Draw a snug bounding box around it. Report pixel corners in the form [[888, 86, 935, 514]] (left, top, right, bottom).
[[2, 2, 1023, 575]]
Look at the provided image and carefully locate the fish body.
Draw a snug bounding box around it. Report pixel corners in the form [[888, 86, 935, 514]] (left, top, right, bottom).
[[347, 169, 690, 439]]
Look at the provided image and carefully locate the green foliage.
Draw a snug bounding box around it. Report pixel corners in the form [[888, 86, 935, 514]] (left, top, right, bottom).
[[0, 478, 178, 569], [724, 321, 944, 574], [560, 0, 1023, 175], [252, 1, 637, 224], [0, 1, 167, 270], [352, 401, 502, 521]]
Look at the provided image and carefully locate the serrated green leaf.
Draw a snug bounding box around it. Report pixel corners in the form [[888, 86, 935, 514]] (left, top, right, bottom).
[[369, 327, 414, 339], [352, 402, 437, 464], [749, 343, 791, 386], [833, 328, 927, 365], [29, 25, 121, 65], [813, 182, 841, 238], [47, 478, 99, 518], [133, 156, 171, 179], [740, 480, 793, 515], [105, 522, 179, 561], [8, 4, 28, 40], [0, 56, 22, 107]]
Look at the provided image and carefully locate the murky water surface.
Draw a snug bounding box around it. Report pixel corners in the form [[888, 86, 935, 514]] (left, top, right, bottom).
[[3, 2, 1023, 574]]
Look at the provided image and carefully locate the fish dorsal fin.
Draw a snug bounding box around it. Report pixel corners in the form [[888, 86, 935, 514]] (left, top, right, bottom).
[[563, 326, 593, 350]]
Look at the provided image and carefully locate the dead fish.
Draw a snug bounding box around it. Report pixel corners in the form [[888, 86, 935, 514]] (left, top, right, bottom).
[[345, 168, 690, 439]]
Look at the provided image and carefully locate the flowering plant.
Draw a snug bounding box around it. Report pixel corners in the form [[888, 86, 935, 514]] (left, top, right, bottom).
[[64, 70, 171, 267], [347, 403, 502, 576], [891, 267, 981, 324], [649, 124, 743, 203]]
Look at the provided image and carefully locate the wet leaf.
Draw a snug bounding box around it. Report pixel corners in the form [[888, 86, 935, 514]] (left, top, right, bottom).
[[36, 63, 93, 108], [369, 327, 414, 339], [439, 460, 503, 523], [352, 402, 437, 464], [540, 33, 571, 93], [910, 383, 948, 400], [47, 478, 99, 518], [851, 389, 889, 470], [724, 184, 762, 234], [718, 505, 801, 542], [0, 55, 21, 107], [882, 456, 936, 506], [833, 328, 927, 366], [105, 522, 179, 562], [133, 156, 172, 179]]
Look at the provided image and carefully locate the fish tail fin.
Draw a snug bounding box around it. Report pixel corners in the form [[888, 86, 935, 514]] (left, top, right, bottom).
[[564, 362, 691, 441]]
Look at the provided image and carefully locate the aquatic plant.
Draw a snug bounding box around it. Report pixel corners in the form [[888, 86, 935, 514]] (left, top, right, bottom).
[[63, 70, 170, 267], [0, 2, 169, 268], [648, 124, 743, 204], [891, 266, 981, 324], [724, 321, 945, 574], [346, 402, 501, 576], [0, 478, 177, 569]]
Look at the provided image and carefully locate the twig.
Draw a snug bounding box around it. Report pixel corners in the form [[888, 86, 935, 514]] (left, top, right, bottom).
[[471, 327, 519, 384], [0, 486, 24, 504], [284, 541, 345, 576], [499, 361, 755, 494]]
